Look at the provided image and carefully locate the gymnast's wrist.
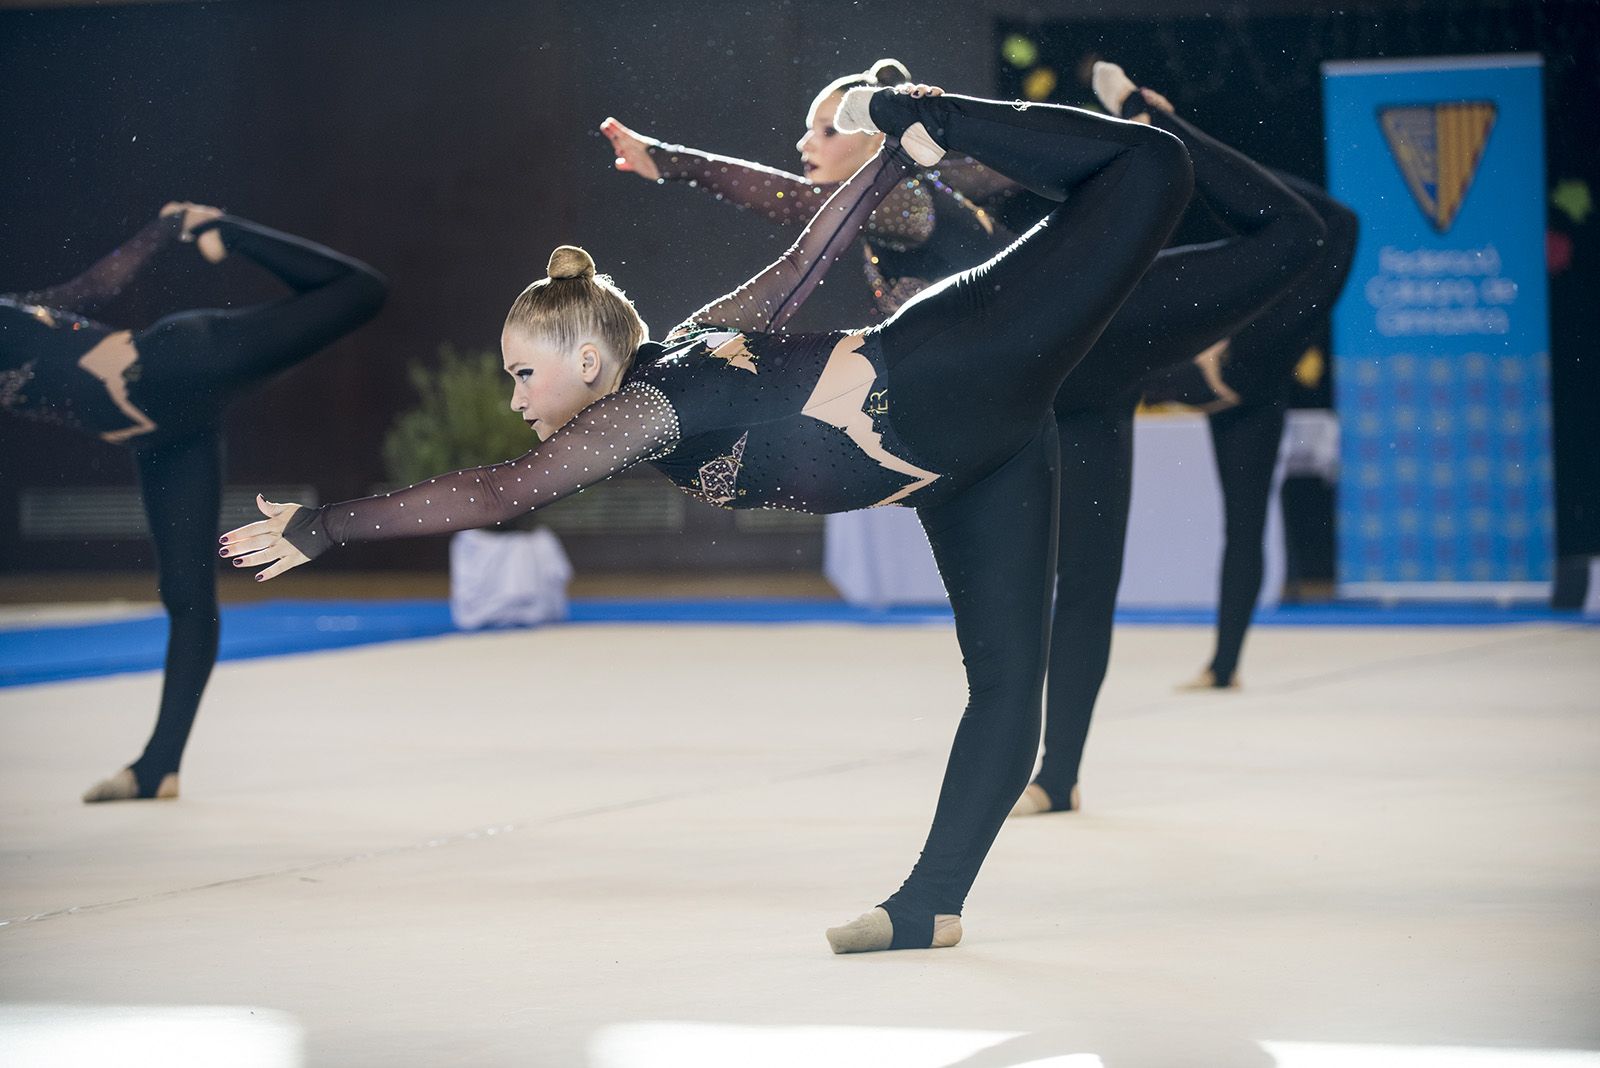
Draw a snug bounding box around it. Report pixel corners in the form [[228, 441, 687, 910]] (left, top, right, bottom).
[[281, 504, 334, 561], [645, 143, 694, 181]]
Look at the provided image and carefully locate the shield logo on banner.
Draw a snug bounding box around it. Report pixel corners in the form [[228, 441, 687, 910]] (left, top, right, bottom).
[[1378, 101, 1498, 233]]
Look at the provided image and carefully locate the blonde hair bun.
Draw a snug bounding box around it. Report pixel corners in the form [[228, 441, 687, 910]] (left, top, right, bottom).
[[867, 58, 912, 86], [547, 245, 596, 281]]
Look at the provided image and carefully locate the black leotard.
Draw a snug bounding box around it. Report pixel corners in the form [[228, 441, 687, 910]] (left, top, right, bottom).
[[4, 213, 386, 797], [4, 214, 388, 447], [282, 146, 946, 561], [280, 90, 1195, 945], [2, 214, 183, 437]]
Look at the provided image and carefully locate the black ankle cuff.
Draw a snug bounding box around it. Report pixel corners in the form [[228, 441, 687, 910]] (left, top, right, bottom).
[[1120, 88, 1150, 120], [880, 902, 936, 950], [1030, 777, 1081, 808], [868, 89, 921, 140], [127, 762, 171, 798]]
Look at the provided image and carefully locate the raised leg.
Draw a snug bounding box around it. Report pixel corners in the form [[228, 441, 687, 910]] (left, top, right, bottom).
[[1056, 90, 1327, 410], [865, 92, 1192, 472]]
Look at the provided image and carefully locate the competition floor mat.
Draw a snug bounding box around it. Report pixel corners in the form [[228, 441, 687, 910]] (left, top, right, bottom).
[[0, 597, 1590, 688]]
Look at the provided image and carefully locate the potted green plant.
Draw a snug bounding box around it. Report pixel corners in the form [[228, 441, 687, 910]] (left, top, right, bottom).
[[384, 344, 571, 628]]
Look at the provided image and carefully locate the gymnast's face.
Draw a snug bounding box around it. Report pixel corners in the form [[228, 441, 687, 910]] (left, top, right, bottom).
[[798, 90, 884, 185], [502, 327, 608, 440]]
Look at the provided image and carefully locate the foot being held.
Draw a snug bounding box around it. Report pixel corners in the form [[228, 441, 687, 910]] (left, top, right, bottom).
[[834, 83, 947, 167]]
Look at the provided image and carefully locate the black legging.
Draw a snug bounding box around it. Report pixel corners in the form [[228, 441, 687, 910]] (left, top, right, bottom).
[[852, 91, 1193, 943], [1197, 173, 1359, 685], [1205, 398, 1289, 684], [1032, 169, 1358, 806], [122, 217, 386, 794]]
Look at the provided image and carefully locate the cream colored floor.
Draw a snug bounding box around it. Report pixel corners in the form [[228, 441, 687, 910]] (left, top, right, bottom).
[[1, 619, 1597, 1067]]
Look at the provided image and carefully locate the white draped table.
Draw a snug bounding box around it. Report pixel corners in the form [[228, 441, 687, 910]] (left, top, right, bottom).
[[825, 410, 1336, 609]]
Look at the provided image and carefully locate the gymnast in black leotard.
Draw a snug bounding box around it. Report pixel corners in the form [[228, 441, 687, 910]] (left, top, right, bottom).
[[223, 84, 1194, 953], [1013, 73, 1359, 817], [1144, 172, 1359, 692], [605, 61, 1335, 820], [600, 59, 1029, 317], [1, 203, 387, 803]]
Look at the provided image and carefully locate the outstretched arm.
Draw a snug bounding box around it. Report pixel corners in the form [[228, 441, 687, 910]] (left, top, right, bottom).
[[603, 114, 827, 227], [669, 142, 918, 337], [603, 117, 936, 249], [24, 209, 185, 316], [221, 382, 679, 580]]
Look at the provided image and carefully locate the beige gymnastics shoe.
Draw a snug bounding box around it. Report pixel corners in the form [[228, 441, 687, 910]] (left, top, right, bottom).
[[825, 907, 963, 954], [1008, 782, 1082, 818], [1176, 669, 1242, 692], [82, 768, 179, 803]]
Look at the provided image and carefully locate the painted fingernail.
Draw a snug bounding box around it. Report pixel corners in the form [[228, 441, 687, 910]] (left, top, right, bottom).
[[255, 574, 264, 581], [218, 548, 228, 557], [232, 559, 242, 567]]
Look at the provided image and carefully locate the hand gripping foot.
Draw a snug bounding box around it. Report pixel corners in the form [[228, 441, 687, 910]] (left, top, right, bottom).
[[1091, 61, 1142, 119], [834, 86, 946, 168]]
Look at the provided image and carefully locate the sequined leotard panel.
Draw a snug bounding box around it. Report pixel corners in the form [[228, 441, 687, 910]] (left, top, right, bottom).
[[1, 215, 181, 437], [629, 325, 937, 513]]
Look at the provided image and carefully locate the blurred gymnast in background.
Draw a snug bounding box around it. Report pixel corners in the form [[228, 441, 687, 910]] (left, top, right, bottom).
[[0, 203, 386, 802]]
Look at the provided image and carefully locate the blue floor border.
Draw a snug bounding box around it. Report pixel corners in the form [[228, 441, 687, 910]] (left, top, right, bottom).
[[1, 597, 1591, 688]]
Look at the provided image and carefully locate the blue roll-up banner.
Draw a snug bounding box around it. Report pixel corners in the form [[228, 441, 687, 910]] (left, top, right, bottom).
[[1323, 55, 1552, 600]]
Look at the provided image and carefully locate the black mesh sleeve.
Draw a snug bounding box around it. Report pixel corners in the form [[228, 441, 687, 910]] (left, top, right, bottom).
[[282, 382, 679, 560], [650, 142, 936, 252], [668, 144, 918, 338], [24, 214, 183, 316]]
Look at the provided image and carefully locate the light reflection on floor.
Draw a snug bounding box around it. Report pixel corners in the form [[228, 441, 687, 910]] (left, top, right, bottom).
[[589, 1023, 1600, 1068], [589, 1021, 1097, 1068], [0, 1005, 302, 1068]]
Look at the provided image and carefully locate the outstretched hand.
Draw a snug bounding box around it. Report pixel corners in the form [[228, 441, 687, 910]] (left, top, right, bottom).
[[599, 117, 661, 181], [220, 494, 310, 582]]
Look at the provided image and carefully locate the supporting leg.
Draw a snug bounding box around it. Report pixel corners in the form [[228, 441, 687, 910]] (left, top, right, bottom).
[[1206, 400, 1288, 687], [828, 422, 1059, 952], [84, 429, 224, 802], [1029, 396, 1138, 812]]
